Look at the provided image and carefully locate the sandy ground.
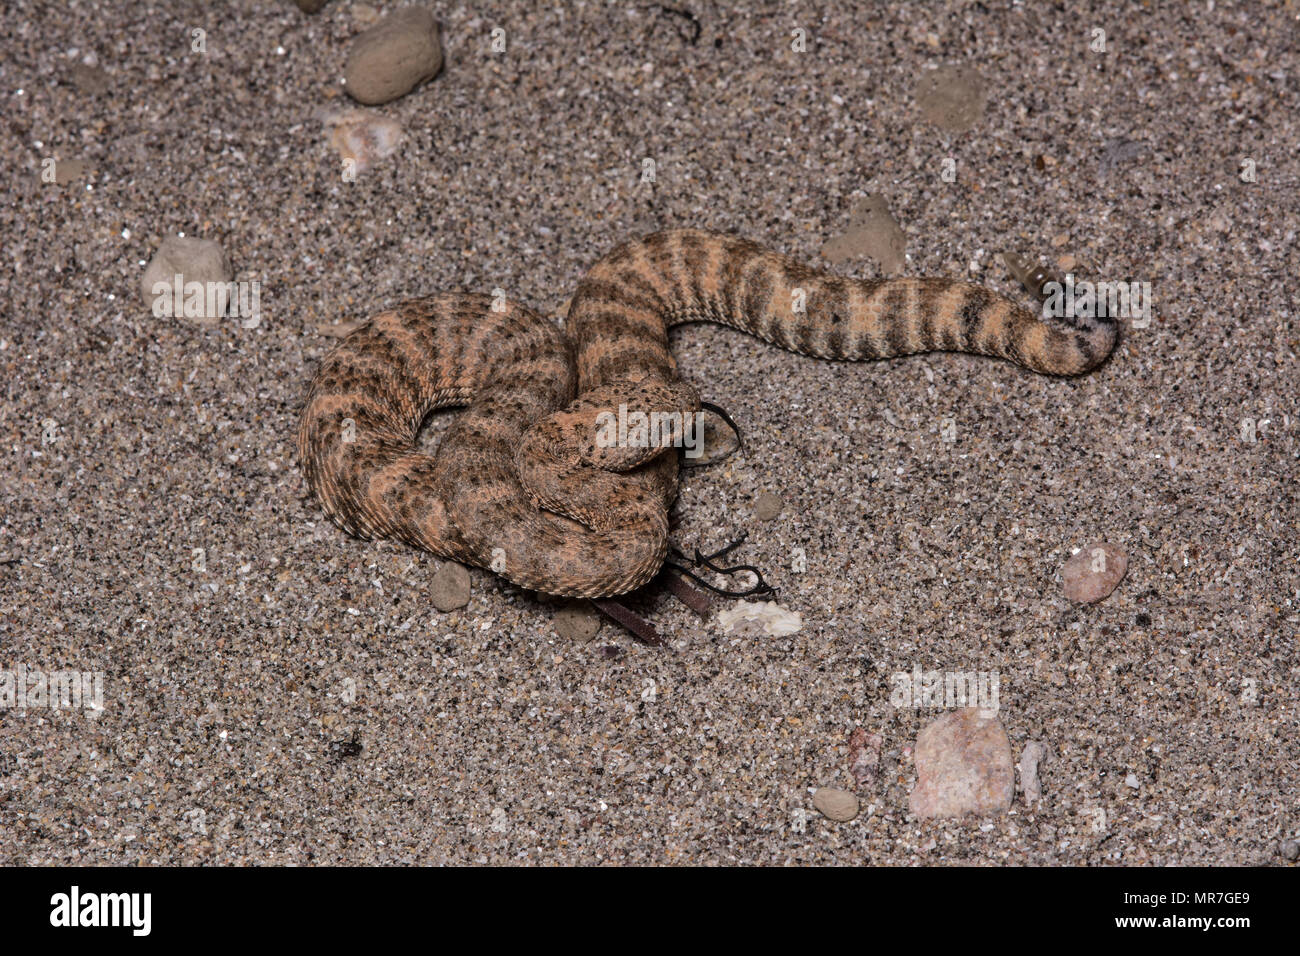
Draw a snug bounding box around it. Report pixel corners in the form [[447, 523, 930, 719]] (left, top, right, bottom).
[[1, 0, 1296, 865]]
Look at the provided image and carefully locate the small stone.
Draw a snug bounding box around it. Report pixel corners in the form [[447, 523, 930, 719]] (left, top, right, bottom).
[[812, 788, 859, 822], [848, 728, 882, 790], [294, 0, 332, 12], [1018, 740, 1048, 806], [1279, 839, 1299, 862], [1062, 541, 1128, 604], [916, 64, 988, 133], [821, 194, 906, 272], [553, 601, 602, 643], [352, 3, 380, 26], [323, 109, 404, 175], [430, 561, 470, 611], [1124, 772, 1140, 789], [141, 236, 233, 325], [1098, 138, 1146, 178], [753, 491, 782, 521], [1056, 254, 1077, 272], [73, 242, 96, 272], [67, 63, 110, 94], [344, 6, 442, 106], [50, 159, 87, 185], [909, 709, 1014, 819]]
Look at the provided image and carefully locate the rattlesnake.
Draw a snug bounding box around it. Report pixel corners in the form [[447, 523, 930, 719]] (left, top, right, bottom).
[[298, 229, 1116, 598]]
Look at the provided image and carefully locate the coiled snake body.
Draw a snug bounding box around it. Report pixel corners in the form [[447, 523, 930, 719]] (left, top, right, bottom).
[[299, 229, 1116, 597]]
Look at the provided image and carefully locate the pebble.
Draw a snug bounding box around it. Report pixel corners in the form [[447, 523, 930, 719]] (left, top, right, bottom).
[[848, 728, 882, 790], [915, 64, 988, 133], [1098, 138, 1146, 178], [820, 194, 906, 272], [753, 491, 783, 520], [1062, 542, 1128, 604], [1018, 740, 1048, 806], [552, 601, 602, 643], [294, 0, 332, 12], [1124, 772, 1140, 789], [909, 709, 1014, 819], [51, 159, 87, 185], [1280, 839, 1299, 862], [67, 63, 110, 94], [430, 561, 471, 611], [323, 109, 404, 175], [344, 6, 442, 106], [140, 236, 232, 324], [812, 788, 859, 822], [73, 242, 96, 272]]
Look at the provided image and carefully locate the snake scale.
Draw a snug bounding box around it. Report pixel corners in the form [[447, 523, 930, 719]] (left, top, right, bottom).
[[298, 229, 1116, 598]]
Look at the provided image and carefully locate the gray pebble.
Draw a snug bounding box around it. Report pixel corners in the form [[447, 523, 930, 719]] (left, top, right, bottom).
[[50, 159, 87, 186], [73, 242, 96, 272], [1279, 839, 1298, 861], [1018, 740, 1049, 806], [820, 194, 906, 273], [430, 561, 471, 611], [916, 64, 988, 133], [753, 491, 783, 521], [67, 63, 110, 95], [344, 6, 442, 106], [553, 601, 602, 643], [812, 788, 859, 822], [1099, 138, 1147, 179]]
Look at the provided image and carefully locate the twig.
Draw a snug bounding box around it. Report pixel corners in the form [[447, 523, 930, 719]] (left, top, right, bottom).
[[593, 599, 664, 646], [660, 569, 713, 616]]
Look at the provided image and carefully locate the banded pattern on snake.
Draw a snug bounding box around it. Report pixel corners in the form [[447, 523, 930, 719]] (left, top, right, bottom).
[[298, 229, 1116, 597]]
